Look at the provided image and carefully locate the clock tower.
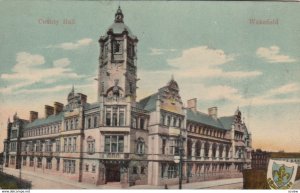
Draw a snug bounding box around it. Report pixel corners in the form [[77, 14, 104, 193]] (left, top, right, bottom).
[[98, 6, 138, 104]]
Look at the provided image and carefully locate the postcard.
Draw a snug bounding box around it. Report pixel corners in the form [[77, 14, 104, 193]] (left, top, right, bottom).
[[0, 0, 299, 190]]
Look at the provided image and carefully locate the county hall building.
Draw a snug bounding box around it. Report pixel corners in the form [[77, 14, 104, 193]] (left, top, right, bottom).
[[3, 7, 252, 187]]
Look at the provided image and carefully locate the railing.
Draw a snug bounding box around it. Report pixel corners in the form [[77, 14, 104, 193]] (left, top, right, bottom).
[[101, 153, 129, 159], [131, 107, 149, 114]]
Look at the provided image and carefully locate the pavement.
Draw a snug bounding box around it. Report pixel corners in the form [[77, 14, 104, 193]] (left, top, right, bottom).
[[3, 167, 300, 189]]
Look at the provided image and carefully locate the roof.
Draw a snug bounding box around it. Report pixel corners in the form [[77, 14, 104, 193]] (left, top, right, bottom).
[[270, 152, 300, 158], [107, 22, 135, 38], [84, 102, 100, 111], [219, 116, 235, 130], [138, 93, 158, 112], [186, 109, 230, 130], [24, 112, 64, 129]]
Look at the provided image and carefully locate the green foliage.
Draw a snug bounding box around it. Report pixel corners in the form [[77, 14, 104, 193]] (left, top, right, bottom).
[[0, 172, 31, 189]]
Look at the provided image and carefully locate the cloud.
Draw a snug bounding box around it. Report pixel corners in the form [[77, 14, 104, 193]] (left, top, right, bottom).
[[149, 48, 177, 55], [167, 46, 262, 78], [256, 46, 296, 63], [47, 38, 93, 50], [53, 58, 71, 68], [0, 52, 83, 94]]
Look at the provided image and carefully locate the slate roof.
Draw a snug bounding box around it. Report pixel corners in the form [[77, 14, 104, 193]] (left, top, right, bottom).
[[219, 116, 235, 130], [84, 102, 100, 111], [187, 109, 227, 130], [24, 112, 64, 129], [137, 93, 158, 112]]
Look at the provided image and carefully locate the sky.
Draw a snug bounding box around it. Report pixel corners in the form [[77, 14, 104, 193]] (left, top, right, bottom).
[[0, 1, 299, 153]]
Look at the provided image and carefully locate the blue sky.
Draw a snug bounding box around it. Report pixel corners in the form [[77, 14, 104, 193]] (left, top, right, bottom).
[[0, 1, 299, 152]]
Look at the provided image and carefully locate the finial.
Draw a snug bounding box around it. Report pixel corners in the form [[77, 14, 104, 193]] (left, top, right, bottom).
[[8, 117, 10, 123], [115, 6, 124, 23], [171, 74, 174, 81], [72, 84, 75, 93]]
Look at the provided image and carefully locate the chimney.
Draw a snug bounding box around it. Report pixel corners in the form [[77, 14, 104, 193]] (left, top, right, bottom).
[[44, 105, 54, 118], [208, 107, 218, 119], [29, 111, 38, 122], [54, 102, 64, 115], [187, 98, 197, 111]]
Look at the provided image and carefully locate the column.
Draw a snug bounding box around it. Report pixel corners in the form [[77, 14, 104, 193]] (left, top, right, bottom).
[[208, 142, 213, 161], [200, 141, 205, 160], [222, 145, 226, 159]]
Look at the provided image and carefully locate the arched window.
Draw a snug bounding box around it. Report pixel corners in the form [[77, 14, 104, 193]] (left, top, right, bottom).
[[226, 145, 230, 158], [196, 140, 201, 157], [136, 138, 145, 154], [219, 144, 224, 158], [212, 143, 217, 158], [204, 142, 210, 157], [187, 139, 192, 158], [87, 136, 95, 154]]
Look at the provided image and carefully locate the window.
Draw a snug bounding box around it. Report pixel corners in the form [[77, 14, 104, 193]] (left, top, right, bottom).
[[161, 163, 166, 178], [68, 137, 72, 152], [119, 112, 124, 126], [132, 166, 137, 174], [75, 119, 78, 129], [212, 143, 217, 158], [140, 118, 145, 129], [173, 118, 177, 127], [65, 121, 69, 131], [136, 138, 145, 154], [112, 108, 118, 126], [56, 158, 60, 171], [56, 139, 60, 152], [64, 138, 67, 152], [160, 114, 165, 125], [167, 116, 171, 126], [113, 40, 122, 54], [170, 139, 180, 155], [63, 160, 75, 174], [141, 166, 145, 174], [204, 142, 210, 157], [219, 144, 224, 158], [70, 120, 73, 130], [87, 136, 95, 154], [106, 112, 111, 126], [22, 157, 26, 166], [30, 157, 34, 167], [37, 157, 42, 168], [162, 139, 166, 154], [104, 135, 124, 153], [196, 141, 201, 157], [46, 158, 52, 169], [92, 165, 96, 173], [187, 139, 192, 157], [94, 116, 98, 128], [131, 117, 137, 128], [88, 118, 91, 128], [73, 137, 77, 152], [85, 164, 89, 172], [167, 164, 178, 178]]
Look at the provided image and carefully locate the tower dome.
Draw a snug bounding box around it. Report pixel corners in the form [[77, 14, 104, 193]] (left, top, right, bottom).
[[106, 6, 135, 38]]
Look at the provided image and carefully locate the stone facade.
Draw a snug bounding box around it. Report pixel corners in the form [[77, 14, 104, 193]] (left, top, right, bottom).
[[3, 7, 252, 187]]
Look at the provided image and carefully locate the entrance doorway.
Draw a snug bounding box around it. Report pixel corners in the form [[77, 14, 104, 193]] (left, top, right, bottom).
[[106, 163, 120, 182]]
